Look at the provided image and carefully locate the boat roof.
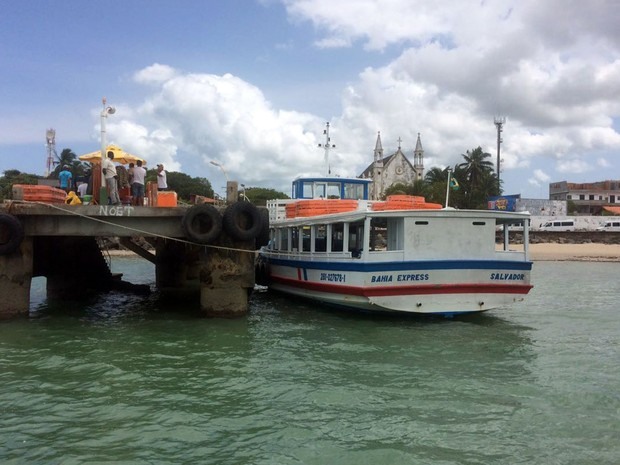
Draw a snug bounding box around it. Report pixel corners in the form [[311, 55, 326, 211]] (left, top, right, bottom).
[[272, 206, 531, 227]]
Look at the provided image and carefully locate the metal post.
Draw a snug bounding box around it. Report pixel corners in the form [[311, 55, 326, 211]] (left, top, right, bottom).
[[494, 116, 505, 193], [445, 169, 452, 208], [100, 98, 115, 204]]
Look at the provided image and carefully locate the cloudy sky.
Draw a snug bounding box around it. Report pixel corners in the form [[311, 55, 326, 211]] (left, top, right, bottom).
[[1, 0, 619, 198]]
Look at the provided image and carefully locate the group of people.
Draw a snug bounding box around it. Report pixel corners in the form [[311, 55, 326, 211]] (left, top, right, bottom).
[[59, 152, 168, 206], [102, 151, 167, 206], [59, 164, 90, 198]]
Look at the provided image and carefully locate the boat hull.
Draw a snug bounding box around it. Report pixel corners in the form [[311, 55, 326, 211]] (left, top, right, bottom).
[[266, 258, 533, 315]]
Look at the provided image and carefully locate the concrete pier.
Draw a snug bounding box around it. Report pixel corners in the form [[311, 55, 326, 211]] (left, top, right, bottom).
[[0, 201, 260, 318]]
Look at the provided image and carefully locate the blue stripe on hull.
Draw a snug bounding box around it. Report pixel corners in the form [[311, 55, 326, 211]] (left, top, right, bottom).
[[268, 257, 533, 272]]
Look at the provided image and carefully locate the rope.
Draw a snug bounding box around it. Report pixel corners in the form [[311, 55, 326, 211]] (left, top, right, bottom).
[[8, 200, 258, 255]]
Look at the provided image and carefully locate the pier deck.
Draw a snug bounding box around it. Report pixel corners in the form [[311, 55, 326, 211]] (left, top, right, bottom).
[[0, 201, 261, 319]]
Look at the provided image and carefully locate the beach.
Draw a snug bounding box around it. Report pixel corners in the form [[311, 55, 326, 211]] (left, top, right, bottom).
[[524, 243, 620, 261]]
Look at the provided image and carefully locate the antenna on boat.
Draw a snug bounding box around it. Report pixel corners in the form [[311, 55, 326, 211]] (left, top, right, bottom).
[[318, 122, 335, 176]]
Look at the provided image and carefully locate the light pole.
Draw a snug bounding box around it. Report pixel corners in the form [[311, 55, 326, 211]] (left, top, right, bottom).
[[494, 116, 505, 193], [210, 160, 229, 182], [100, 97, 116, 203]]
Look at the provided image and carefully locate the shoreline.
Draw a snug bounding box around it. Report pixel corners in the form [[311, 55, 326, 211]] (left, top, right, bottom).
[[525, 243, 620, 261], [104, 243, 620, 262]]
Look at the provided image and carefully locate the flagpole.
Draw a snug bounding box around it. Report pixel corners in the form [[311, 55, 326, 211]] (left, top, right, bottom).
[[445, 168, 452, 208]]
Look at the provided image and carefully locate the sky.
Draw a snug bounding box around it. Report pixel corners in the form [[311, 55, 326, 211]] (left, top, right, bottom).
[[1, 0, 619, 198]]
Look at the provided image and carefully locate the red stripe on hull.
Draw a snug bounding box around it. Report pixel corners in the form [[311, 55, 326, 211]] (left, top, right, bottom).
[[271, 276, 532, 296]]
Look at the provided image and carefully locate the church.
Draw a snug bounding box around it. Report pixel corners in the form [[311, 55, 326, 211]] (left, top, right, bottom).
[[359, 132, 425, 200]]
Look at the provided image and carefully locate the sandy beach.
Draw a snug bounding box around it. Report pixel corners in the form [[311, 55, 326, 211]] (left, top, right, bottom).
[[523, 243, 620, 261]]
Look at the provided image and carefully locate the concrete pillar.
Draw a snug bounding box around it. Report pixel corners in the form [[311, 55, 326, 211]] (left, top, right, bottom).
[[199, 234, 255, 317], [0, 237, 33, 318]]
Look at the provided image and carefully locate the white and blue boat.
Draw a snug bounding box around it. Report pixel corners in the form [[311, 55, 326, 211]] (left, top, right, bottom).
[[259, 175, 533, 316]]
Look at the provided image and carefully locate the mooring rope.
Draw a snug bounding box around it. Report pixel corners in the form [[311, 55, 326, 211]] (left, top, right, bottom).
[[9, 200, 259, 255]]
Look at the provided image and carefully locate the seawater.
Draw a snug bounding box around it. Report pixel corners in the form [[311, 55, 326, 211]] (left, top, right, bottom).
[[1, 258, 619, 465]]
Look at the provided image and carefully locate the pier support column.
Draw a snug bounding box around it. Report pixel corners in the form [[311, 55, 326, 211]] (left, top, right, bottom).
[[199, 236, 255, 317], [0, 237, 33, 318]]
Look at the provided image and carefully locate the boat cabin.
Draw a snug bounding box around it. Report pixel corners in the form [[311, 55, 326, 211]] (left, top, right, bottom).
[[291, 177, 371, 201]]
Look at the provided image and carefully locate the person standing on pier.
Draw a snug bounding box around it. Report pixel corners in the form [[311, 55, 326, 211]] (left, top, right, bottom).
[[102, 151, 121, 205], [58, 165, 73, 193], [132, 160, 147, 206], [157, 164, 168, 191]]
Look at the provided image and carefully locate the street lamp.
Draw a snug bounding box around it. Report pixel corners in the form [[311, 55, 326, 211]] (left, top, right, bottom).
[[210, 160, 229, 182], [100, 97, 116, 203]]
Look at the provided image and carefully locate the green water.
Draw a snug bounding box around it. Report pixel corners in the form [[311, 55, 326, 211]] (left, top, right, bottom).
[[1, 260, 619, 464]]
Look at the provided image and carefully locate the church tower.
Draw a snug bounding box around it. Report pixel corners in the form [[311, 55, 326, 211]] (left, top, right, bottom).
[[413, 133, 424, 181], [372, 132, 384, 200]]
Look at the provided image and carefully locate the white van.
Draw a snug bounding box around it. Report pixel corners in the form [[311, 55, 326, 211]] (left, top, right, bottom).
[[596, 220, 620, 232], [539, 219, 576, 231]]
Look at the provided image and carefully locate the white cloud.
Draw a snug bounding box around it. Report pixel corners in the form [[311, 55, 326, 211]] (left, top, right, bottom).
[[556, 159, 592, 174], [528, 169, 551, 186], [133, 64, 178, 85]]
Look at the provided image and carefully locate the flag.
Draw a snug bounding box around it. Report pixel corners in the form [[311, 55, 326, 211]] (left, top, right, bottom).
[[450, 178, 460, 191]]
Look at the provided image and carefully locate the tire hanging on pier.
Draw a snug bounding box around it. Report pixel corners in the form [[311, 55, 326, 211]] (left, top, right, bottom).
[[0, 213, 25, 255], [182, 204, 223, 244], [255, 207, 270, 248], [223, 201, 262, 241]]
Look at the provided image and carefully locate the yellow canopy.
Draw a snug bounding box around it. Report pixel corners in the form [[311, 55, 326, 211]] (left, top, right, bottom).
[[79, 144, 147, 165]]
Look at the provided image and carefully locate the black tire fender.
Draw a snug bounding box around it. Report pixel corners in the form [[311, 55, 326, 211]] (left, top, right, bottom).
[[0, 213, 25, 255], [182, 204, 223, 244], [255, 207, 270, 248], [223, 202, 262, 241]]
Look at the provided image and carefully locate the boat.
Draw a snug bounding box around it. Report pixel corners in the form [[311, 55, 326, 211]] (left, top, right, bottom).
[[258, 175, 533, 316]]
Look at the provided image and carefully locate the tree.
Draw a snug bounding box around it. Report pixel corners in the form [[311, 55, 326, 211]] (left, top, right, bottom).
[[0, 170, 40, 201], [243, 187, 289, 206], [50, 148, 90, 183], [458, 147, 497, 209], [146, 170, 214, 201]]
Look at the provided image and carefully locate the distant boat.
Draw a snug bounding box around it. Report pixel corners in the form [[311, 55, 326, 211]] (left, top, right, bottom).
[[258, 175, 533, 316]]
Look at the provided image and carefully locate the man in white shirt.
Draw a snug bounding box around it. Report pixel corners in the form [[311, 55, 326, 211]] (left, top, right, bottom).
[[131, 160, 147, 206], [77, 182, 88, 197], [102, 151, 121, 205], [157, 164, 168, 191]]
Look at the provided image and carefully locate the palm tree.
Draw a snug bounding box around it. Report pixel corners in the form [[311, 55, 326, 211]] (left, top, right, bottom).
[[424, 167, 449, 184], [50, 148, 89, 181], [458, 147, 495, 208]]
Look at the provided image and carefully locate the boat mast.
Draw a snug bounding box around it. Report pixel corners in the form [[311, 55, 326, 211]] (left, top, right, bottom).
[[318, 122, 335, 176]]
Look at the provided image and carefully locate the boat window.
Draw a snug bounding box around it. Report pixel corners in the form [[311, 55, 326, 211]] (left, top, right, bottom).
[[315, 183, 326, 199], [370, 217, 387, 251], [291, 227, 299, 251], [302, 182, 313, 199], [414, 221, 428, 225], [302, 226, 311, 252], [326, 183, 341, 199], [344, 182, 364, 200], [279, 228, 289, 251], [331, 223, 344, 251], [315, 224, 327, 252], [473, 221, 486, 226], [349, 220, 364, 257]]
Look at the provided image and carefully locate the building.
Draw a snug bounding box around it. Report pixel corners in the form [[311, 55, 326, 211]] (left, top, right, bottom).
[[359, 132, 424, 200], [549, 180, 620, 215]]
